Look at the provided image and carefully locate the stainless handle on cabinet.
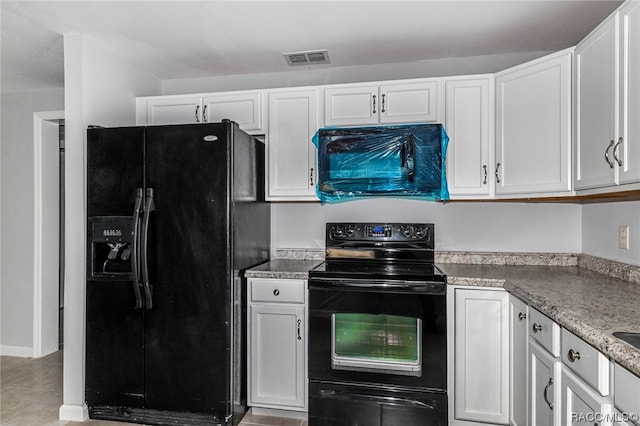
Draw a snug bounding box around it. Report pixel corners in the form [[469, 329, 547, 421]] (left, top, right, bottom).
[[543, 377, 554, 410], [372, 95, 377, 114], [310, 168, 314, 186], [532, 323, 542, 333], [203, 105, 208, 123], [381, 94, 386, 113], [568, 349, 581, 362], [195, 105, 200, 123], [518, 312, 527, 321], [483, 165, 488, 185], [297, 319, 302, 340], [613, 137, 623, 166], [605, 139, 615, 168], [495, 163, 501, 183], [273, 289, 280, 296]]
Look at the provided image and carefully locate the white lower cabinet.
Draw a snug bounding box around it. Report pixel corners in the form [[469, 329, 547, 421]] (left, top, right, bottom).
[[450, 287, 510, 425], [529, 340, 561, 426], [248, 278, 307, 411], [510, 296, 528, 426], [561, 367, 612, 426]]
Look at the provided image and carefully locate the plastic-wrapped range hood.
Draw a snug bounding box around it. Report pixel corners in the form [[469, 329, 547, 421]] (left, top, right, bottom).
[[313, 123, 449, 204]]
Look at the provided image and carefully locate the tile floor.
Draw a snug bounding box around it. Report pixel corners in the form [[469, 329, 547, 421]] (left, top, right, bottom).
[[0, 351, 306, 426]]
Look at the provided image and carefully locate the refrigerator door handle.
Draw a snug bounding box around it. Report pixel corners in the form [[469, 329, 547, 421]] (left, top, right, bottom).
[[131, 188, 144, 309], [141, 188, 155, 309]]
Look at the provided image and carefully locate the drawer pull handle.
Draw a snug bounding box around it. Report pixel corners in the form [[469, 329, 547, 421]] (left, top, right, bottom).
[[568, 349, 581, 362], [273, 289, 280, 296], [297, 319, 302, 341], [532, 323, 542, 333], [518, 312, 527, 321], [543, 377, 554, 410]]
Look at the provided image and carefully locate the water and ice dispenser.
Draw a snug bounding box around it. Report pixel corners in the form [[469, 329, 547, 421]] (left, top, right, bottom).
[[88, 216, 134, 279]]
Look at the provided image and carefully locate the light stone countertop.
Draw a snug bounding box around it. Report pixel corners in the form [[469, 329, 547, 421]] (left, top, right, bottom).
[[245, 255, 640, 378], [440, 263, 640, 378]]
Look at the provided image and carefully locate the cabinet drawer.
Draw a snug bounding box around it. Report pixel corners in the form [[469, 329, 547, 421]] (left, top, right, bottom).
[[614, 363, 640, 413], [250, 279, 305, 303], [561, 329, 610, 396], [529, 308, 560, 356]]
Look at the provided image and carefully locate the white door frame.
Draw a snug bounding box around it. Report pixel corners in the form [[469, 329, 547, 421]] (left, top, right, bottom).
[[33, 110, 65, 358]]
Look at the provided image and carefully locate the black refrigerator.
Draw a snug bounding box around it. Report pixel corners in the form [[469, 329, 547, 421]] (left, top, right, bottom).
[[85, 121, 270, 425]]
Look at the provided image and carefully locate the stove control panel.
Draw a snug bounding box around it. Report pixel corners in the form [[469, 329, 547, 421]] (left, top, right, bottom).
[[327, 222, 433, 243]]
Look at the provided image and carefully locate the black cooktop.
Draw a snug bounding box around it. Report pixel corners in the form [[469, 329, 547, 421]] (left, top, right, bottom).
[[309, 260, 447, 283]]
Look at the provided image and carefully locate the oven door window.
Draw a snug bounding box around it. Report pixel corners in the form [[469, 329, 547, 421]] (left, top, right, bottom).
[[332, 313, 421, 376]]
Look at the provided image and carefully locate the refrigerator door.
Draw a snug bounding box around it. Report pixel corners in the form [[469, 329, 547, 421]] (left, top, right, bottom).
[[86, 126, 145, 408], [143, 123, 233, 418]]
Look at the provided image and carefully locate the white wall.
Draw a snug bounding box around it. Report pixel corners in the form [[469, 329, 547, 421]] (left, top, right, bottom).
[[272, 199, 582, 255], [0, 88, 64, 355], [60, 33, 160, 421], [161, 51, 549, 95], [582, 201, 640, 266]]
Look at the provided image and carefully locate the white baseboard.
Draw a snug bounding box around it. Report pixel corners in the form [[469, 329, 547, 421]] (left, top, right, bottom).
[[59, 404, 89, 422], [0, 345, 33, 357], [250, 407, 308, 420]]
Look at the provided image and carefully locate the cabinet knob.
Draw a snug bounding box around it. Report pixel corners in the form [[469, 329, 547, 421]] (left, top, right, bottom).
[[372, 94, 377, 114], [532, 323, 542, 333], [568, 349, 581, 362], [310, 168, 314, 186], [495, 163, 501, 183], [482, 165, 488, 185], [203, 105, 208, 123], [195, 105, 200, 123], [381, 93, 386, 113], [297, 319, 302, 340], [518, 312, 527, 321], [273, 289, 280, 296]]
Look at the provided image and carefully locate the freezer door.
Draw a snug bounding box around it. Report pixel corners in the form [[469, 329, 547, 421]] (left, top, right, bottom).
[[143, 123, 233, 417], [86, 126, 145, 408]]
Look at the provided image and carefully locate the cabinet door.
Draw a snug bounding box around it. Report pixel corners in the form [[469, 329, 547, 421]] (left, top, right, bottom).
[[445, 77, 493, 198], [144, 96, 202, 125], [510, 296, 528, 426], [267, 89, 319, 200], [379, 81, 438, 123], [619, 1, 640, 184], [529, 340, 560, 426], [561, 368, 611, 426], [453, 288, 509, 425], [324, 85, 379, 126], [202, 91, 264, 133], [249, 303, 306, 409], [575, 14, 619, 190], [496, 50, 572, 195]]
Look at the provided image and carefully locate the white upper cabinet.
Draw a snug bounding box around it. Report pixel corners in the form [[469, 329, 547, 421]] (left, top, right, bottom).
[[323, 80, 439, 127], [266, 88, 319, 201], [136, 90, 266, 135], [202, 91, 264, 133], [137, 95, 203, 126], [618, 1, 640, 184], [495, 48, 573, 196], [445, 76, 494, 199], [574, 13, 619, 190]]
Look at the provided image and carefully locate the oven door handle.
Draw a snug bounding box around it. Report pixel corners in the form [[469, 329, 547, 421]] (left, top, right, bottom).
[[309, 278, 446, 294], [318, 389, 437, 409]]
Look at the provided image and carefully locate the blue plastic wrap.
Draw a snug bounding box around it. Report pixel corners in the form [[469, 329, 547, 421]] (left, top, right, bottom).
[[312, 124, 449, 203]]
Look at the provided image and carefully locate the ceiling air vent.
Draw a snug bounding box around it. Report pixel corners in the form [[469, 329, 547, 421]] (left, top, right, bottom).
[[284, 50, 330, 66]]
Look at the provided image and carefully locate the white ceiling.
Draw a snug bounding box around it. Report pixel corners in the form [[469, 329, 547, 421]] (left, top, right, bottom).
[[0, 0, 624, 94]]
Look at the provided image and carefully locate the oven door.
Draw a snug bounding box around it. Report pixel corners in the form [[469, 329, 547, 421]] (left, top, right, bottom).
[[308, 278, 446, 392]]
